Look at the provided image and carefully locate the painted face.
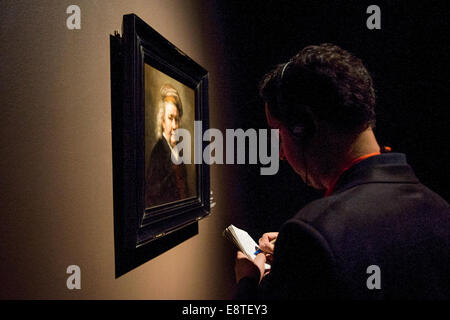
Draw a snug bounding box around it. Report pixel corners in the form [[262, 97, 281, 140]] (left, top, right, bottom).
[[162, 102, 180, 148]]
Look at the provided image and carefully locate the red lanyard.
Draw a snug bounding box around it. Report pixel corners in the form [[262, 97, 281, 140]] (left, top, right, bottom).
[[324, 152, 381, 197]]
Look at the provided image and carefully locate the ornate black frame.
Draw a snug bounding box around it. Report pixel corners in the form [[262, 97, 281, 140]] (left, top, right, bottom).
[[111, 14, 210, 277]]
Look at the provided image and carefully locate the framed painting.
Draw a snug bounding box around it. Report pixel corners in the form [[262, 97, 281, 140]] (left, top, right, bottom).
[[111, 14, 210, 277]]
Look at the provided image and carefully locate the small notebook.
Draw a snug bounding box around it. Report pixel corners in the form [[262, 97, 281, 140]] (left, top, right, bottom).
[[223, 224, 271, 269]]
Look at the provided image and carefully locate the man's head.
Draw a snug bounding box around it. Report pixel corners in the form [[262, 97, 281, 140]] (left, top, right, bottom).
[[158, 84, 183, 148], [260, 44, 378, 189]]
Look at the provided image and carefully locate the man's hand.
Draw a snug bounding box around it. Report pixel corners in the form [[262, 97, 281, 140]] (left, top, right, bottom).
[[258, 232, 278, 254], [258, 232, 278, 265], [234, 251, 267, 283]]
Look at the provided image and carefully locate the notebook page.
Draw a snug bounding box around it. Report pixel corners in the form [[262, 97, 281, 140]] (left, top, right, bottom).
[[231, 225, 271, 270]]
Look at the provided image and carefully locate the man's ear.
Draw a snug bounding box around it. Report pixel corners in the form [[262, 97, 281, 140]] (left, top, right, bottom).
[[291, 125, 305, 137], [281, 123, 304, 142]]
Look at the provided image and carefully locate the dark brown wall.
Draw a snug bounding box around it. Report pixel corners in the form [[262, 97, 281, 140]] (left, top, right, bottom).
[[0, 0, 237, 299]]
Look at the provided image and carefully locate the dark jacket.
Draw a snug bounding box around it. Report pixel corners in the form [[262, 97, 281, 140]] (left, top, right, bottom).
[[236, 153, 450, 300], [145, 137, 188, 207]]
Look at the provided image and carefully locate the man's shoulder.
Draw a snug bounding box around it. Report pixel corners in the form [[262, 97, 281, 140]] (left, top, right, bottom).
[[150, 138, 171, 161], [291, 181, 448, 242], [289, 181, 450, 258], [152, 138, 169, 153]]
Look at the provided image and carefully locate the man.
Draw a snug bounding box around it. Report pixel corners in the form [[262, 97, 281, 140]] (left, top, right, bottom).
[[234, 44, 450, 299], [145, 84, 188, 207]]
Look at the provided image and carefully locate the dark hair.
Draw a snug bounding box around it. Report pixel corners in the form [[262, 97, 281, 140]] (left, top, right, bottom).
[[259, 43, 376, 134]]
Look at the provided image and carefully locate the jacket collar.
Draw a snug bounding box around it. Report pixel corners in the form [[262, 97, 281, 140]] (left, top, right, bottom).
[[331, 153, 419, 196]]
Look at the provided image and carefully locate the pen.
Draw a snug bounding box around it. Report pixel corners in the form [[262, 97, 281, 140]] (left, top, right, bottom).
[[254, 238, 276, 255]]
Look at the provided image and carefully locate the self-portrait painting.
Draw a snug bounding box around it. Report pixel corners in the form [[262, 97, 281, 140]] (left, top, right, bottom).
[[112, 14, 209, 276], [144, 65, 197, 209]]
